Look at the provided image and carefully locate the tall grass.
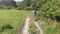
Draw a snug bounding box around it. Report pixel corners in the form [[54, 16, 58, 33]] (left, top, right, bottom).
[[0, 10, 26, 34]]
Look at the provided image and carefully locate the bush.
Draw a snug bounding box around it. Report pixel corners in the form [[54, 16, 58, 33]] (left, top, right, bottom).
[[37, 0, 60, 21], [16, 7, 23, 10], [0, 6, 16, 9], [0, 6, 3, 9], [24, 7, 33, 10], [0, 24, 13, 32]]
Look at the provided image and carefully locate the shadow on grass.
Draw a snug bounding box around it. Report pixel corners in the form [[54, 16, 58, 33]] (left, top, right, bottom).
[[0, 24, 13, 32]]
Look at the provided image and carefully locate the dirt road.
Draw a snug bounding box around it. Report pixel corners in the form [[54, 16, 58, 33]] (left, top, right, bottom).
[[22, 15, 30, 34]]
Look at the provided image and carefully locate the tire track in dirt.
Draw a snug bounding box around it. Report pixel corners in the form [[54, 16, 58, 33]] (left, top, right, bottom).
[[33, 21, 43, 34], [22, 15, 30, 34]]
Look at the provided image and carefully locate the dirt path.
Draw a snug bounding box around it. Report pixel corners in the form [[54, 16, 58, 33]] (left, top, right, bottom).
[[33, 21, 43, 34], [21, 15, 43, 34], [22, 15, 30, 34], [19, 11, 43, 34]]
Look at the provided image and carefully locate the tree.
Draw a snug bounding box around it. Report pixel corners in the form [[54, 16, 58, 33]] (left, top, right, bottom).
[[37, 0, 60, 20]]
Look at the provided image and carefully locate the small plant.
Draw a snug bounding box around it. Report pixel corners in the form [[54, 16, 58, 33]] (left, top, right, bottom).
[[0, 24, 13, 32]]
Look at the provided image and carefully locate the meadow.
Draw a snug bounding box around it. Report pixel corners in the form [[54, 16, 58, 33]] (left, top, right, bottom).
[[0, 9, 60, 34], [0, 9, 27, 34]]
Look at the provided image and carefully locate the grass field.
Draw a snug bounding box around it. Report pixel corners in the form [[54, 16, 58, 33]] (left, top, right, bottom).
[[0, 9, 60, 34], [0, 9, 31, 34], [0, 9, 34, 34]]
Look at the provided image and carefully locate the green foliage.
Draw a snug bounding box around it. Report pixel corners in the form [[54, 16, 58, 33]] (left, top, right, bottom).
[[37, 0, 60, 21], [29, 26, 39, 34], [36, 0, 60, 34], [17, 0, 46, 10], [0, 10, 26, 34], [0, 6, 16, 9], [0, 24, 13, 32]]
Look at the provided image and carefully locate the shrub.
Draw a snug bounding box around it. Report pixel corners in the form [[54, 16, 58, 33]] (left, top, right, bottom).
[[0, 6, 16, 9], [37, 0, 60, 21], [0, 24, 13, 32]]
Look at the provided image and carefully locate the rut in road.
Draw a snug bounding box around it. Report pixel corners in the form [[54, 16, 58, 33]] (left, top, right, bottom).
[[19, 14, 43, 34], [22, 15, 30, 34], [33, 21, 43, 34]]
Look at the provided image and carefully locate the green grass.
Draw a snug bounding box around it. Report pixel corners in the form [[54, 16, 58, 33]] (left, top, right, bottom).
[[41, 19, 60, 34], [36, 11, 60, 34], [0, 9, 59, 34], [0, 9, 28, 34], [0, 9, 33, 34]]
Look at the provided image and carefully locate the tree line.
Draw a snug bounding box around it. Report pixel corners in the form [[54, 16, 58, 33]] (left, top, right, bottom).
[[19, 0, 60, 21], [0, 0, 60, 20]]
